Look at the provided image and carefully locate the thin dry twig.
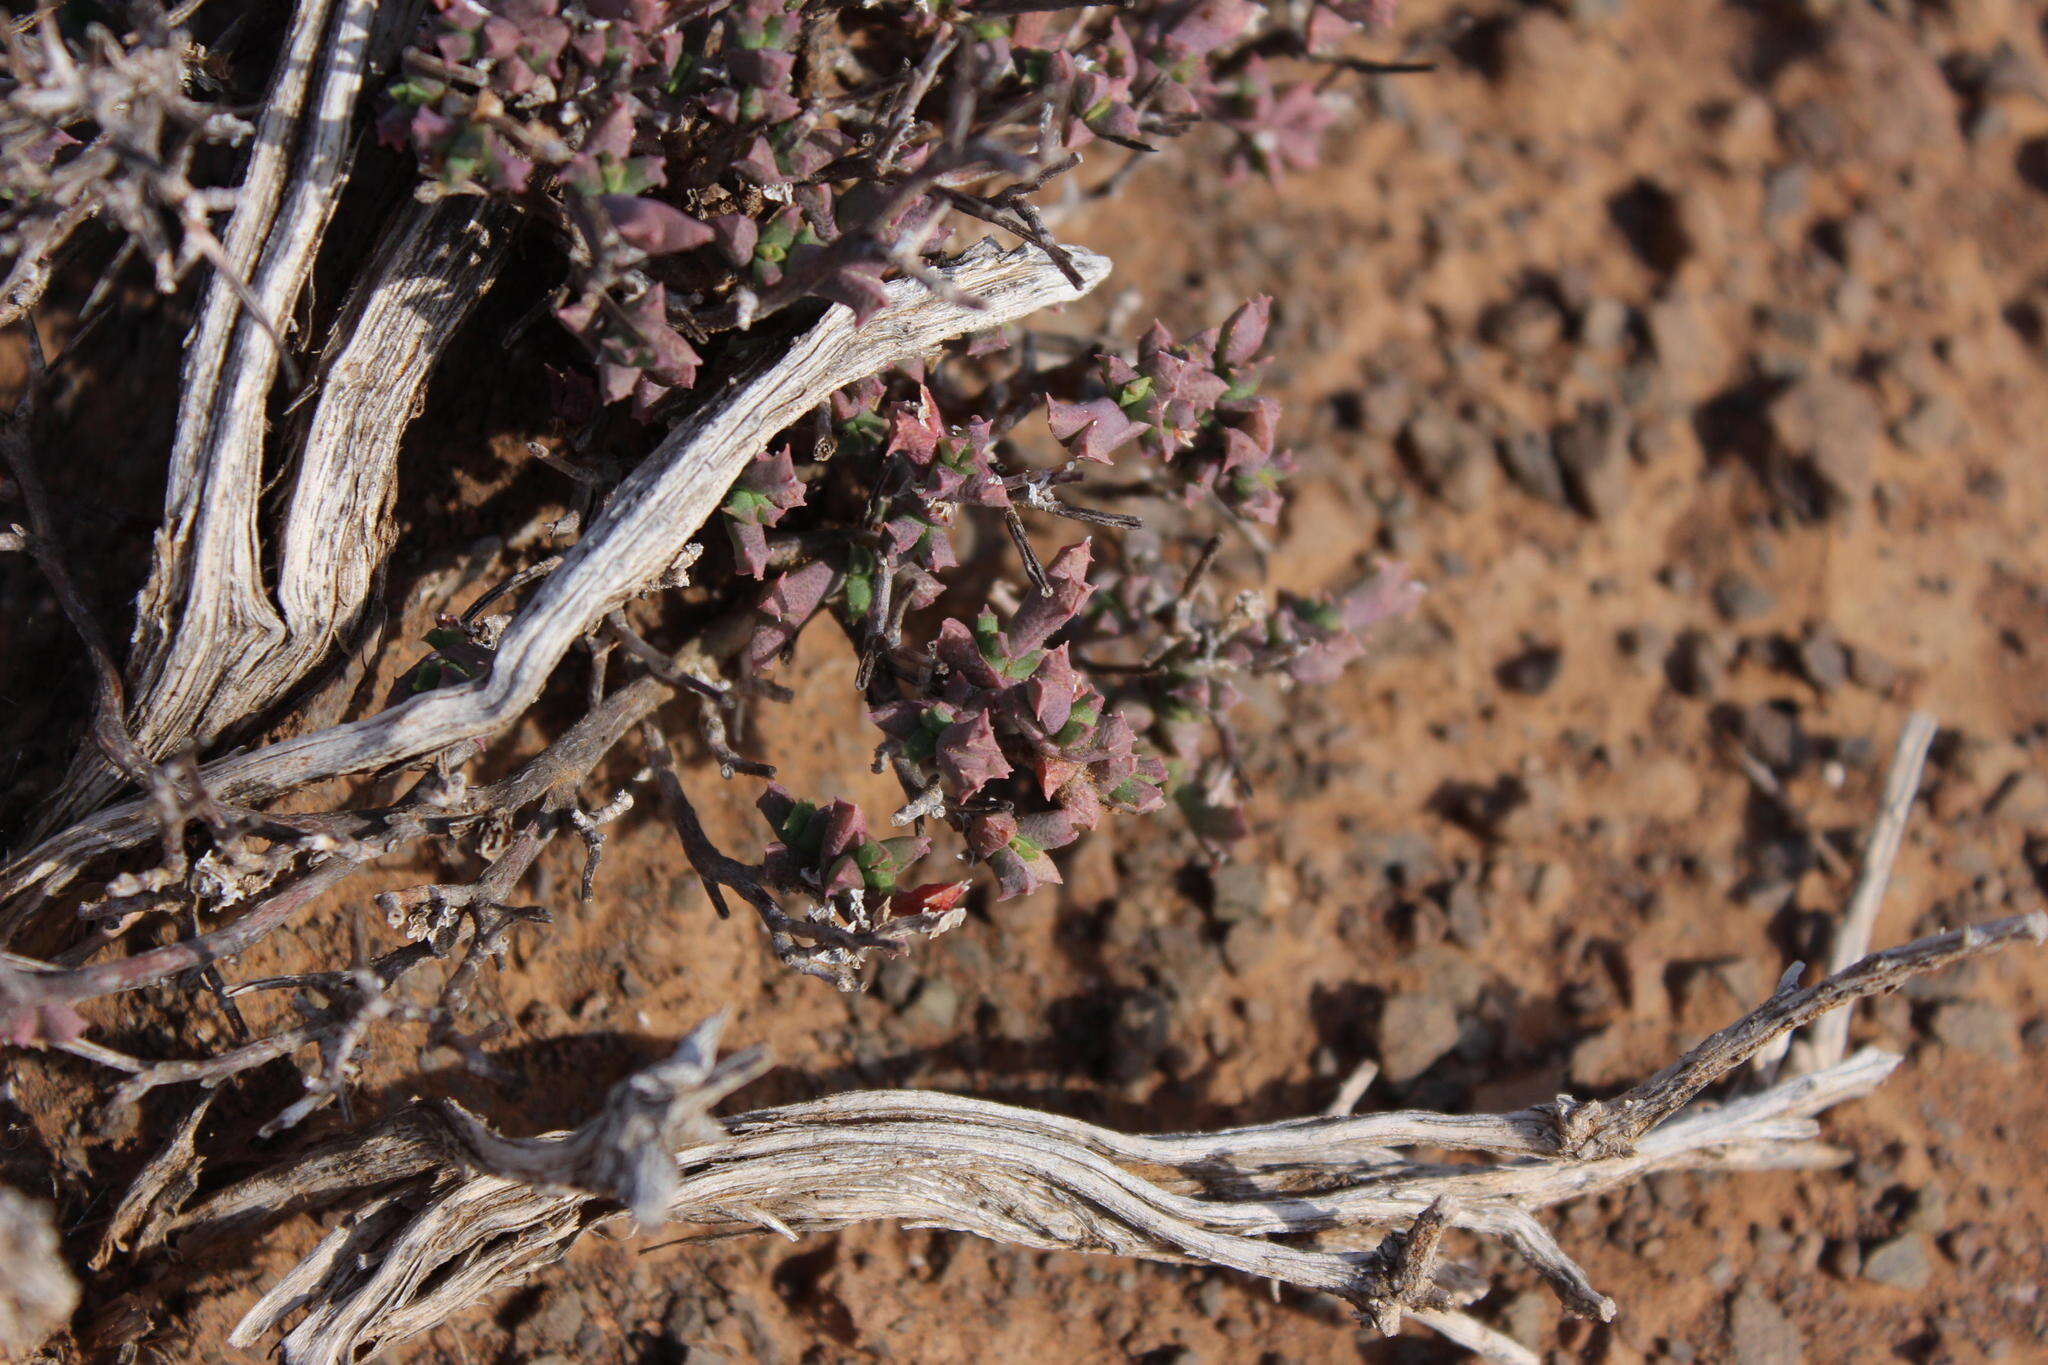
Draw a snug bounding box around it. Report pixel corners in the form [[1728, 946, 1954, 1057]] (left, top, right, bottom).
[[1790, 709, 1940, 1074]]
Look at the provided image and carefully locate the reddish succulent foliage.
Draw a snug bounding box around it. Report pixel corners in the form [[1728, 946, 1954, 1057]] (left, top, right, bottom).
[[717, 294, 1419, 903], [383, 1, 1399, 407], [377, 1, 1417, 911], [1050, 296, 1292, 522]]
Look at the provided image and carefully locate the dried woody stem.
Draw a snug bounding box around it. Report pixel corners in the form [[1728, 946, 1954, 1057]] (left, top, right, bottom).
[[53, 0, 382, 822], [1792, 709, 1940, 1074], [2, 239, 1111, 917], [139, 915, 2036, 1365]]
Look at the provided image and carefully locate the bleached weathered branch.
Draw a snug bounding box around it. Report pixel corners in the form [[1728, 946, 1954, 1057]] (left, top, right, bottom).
[[270, 197, 516, 712], [187, 915, 2042, 1365], [1791, 708, 1939, 1074], [52, 0, 379, 823], [2, 239, 1109, 911]]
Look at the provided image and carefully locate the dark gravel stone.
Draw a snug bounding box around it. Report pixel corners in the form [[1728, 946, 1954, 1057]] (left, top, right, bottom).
[[1847, 644, 1899, 692], [1740, 702, 1806, 775], [1795, 622, 1850, 691], [1577, 295, 1631, 349], [1399, 411, 1492, 510], [1727, 1286, 1806, 1364], [1667, 629, 1729, 697], [1482, 291, 1565, 358], [1712, 571, 1777, 622], [1375, 990, 1461, 1085], [1862, 1233, 1934, 1292], [1496, 643, 1564, 695], [1497, 426, 1569, 505], [1927, 998, 2017, 1061], [1206, 862, 1269, 923], [1553, 402, 1631, 518]]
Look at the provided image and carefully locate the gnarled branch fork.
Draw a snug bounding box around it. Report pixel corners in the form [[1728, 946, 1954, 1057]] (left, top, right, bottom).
[[2, 239, 1110, 920]]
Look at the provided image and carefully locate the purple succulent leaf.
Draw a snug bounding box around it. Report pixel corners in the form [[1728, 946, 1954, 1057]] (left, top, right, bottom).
[[746, 557, 836, 669], [814, 260, 892, 325], [728, 46, 796, 91], [1045, 395, 1146, 465], [887, 386, 945, 466], [727, 522, 771, 579], [935, 617, 1004, 689], [966, 810, 1018, 859], [985, 841, 1061, 901], [711, 213, 759, 267], [2, 996, 88, 1049], [601, 196, 714, 254], [1016, 808, 1080, 853], [1025, 643, 1080, 735], [1216, 294, 1272, 370], [736, 135, 785, 184], [818, 799, 867, 862], [1160, 0, 1260, 57], [1007, 540, 1096, 653], [938, 709, 1012, 797], [1338, 558, 1426, 633], [585, 99, 638, 159]]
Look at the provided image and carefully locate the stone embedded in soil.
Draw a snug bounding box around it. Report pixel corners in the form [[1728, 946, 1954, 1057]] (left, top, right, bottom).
[[1768, 374, 1880, 517], [1496, 642, 1564, 695], [1433, 776, 1533, 842], [1553, 402, 1631, 518], [1824, 1237, 1863, 1280], [1862, 1233, 1936, 1292], [1904, 1184, 1950, 1237], [1646, 293, 1729, 400], [1926, 998, 2018, 1062], [1846, 642, 1898, 692], [1206, 862, 1269, 923], [1407, 945, 1489, 1013], [1764, 162, 1812, 231], [1712, 571, 1777, 622], [876, 957, 918, 1008], [911, 977, 960, 1031], [1374, 990, 1461, 1086], [1728, 1286, 1807, 1364], [1894, 391, 1967, 457], [1739, 702, 1806, 774], [1794, 622, 1850, 691], [1398, 410, 1493, 511], [1564, 0, 1625, 27], [525, 1287, 589, 1346], [1221, 917, 1279, 975], [1497, 1288, 1552, 1347], [1497, 425, 1570, 505], [1666, 629, 1729, 697], [1358, 375, 1414, 438], [1355, 829, 1441, 888], [1567, 1020, 1661, 1089], [1577, 295, 1631, 349], [1987, 768, 2048, 825], [1617, 621, 1669, 673], [1482, 291, 1566, 359], [1107, 989, 1174, 1084], [1444, 875, 1488, 947]]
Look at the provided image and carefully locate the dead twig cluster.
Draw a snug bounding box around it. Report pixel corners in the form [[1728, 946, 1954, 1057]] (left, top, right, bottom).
[[69, 915, 2033, 1365]]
